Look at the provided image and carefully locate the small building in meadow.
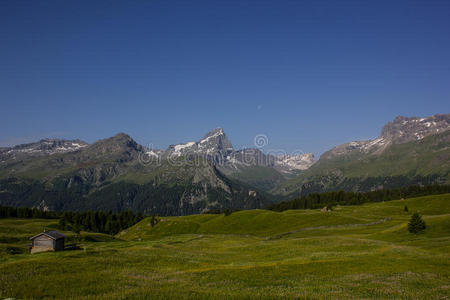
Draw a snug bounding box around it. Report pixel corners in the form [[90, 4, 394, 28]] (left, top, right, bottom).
[[30, 230, 65, 254]]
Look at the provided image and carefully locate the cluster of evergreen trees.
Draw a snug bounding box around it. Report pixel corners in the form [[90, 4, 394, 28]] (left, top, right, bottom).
[[0, 205, 59, 219], [58, 210, 144, 235], [267, 185, 450, 212], [0, 205, 144, 235]]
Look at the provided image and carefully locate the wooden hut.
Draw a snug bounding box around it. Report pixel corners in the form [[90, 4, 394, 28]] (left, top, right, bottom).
[[30, 230, 65, 254]]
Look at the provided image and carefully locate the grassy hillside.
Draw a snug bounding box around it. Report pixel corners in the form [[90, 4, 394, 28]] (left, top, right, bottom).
[[1, 194, 450, 298]]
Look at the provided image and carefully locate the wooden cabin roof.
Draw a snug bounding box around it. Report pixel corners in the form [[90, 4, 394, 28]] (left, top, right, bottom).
[[30, 230, 65, 240]]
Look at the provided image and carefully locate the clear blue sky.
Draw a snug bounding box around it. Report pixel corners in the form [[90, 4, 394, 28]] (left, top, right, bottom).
[[1, 0, 449, 155]]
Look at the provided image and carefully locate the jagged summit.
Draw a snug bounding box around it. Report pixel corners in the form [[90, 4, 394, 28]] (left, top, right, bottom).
[[199, 127, 233, 153], [381, 114, 450, 143], [163, 128, 315, 172], [203, 127, 225, 138], [88, 133, 143, 154], [165, 128, 233, 158]]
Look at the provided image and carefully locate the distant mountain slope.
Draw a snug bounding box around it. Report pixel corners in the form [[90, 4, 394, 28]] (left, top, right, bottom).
[[278, 114, 450, 197], [0, 133, 271, 215], [321, 114, 449, 159], [0, 139, 88, 160]]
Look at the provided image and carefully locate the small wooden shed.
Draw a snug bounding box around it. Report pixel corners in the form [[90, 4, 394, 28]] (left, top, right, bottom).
[[30, 230, 65, 254]]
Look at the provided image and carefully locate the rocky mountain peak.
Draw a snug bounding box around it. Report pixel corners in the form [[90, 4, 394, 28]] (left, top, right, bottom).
[[164, 128, 316, 173], [108, 132, 135, 143], [203, 127, 225, 138], [198, 127, 233, 153], [381, 114, 450, 143], [89, 133, 142, 154], [165, 128, 233, 158]]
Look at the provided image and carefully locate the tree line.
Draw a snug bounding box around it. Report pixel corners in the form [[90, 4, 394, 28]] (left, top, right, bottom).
[[267, 184, 450, 212], [0, 205, 59, 219], [0, 205, 144, 235], [58, 210, 144, 235]]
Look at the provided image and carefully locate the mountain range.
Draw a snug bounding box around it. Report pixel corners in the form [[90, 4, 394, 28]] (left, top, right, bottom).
[[0, 114, 449, 215]]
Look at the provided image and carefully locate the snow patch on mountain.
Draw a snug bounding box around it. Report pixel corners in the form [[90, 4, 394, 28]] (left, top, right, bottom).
[[173, 142, 196, 156], [275, 154, 316, 172], [146, 149, 163, 157]]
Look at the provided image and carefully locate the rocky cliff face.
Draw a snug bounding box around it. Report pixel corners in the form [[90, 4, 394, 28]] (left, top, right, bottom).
[[381, 114, 450, 143]]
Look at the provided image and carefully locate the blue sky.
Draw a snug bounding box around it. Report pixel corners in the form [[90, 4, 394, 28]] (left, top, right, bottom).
[[1, 0, 449, 155]]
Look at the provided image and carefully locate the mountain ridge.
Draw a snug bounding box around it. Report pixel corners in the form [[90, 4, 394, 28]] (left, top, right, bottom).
[[0, 113, 448, 214], [278, 114, 450, 197], [322, 114, 450, 159]]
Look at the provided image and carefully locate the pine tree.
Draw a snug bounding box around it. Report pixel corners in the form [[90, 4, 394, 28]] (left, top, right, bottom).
[[404, 205, 409, 212], [73, 224, 81, 241], [150, 215, 158, 227], [105, 219, 112, 235], [408, 212, 426, 234]]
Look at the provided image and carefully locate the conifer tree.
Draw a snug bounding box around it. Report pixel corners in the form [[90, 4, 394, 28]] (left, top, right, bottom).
[[150, 215, 158, 227], [408, 212, 426, 234]]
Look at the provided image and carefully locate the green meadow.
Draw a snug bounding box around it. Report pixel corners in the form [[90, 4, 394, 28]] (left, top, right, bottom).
[[1, 194, 450, 299]]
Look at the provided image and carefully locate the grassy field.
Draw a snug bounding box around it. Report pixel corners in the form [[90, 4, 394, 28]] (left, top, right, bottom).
[[1, 194, 450, 299]]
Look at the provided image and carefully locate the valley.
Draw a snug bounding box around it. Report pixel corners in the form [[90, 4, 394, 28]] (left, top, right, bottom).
[[2, 2, 449, 298]]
